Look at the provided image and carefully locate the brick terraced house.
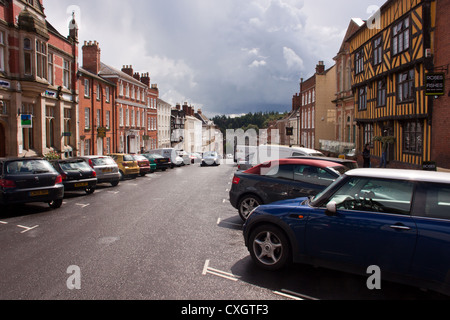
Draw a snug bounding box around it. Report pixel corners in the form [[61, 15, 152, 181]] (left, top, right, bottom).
[[0, 0, 78, 158]]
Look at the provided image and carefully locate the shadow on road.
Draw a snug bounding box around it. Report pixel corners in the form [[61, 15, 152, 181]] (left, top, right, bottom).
[[230, 256, 450, 300]]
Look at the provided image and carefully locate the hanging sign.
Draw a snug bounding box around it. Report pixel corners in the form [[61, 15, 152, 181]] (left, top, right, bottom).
[[425, 73, 445, 96]]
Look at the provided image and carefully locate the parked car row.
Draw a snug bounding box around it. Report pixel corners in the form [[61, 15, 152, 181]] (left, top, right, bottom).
[[1, 149, 222, 210], [235, 156, 450, 296]]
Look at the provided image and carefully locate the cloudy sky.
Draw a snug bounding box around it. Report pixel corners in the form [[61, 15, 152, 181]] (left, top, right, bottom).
[[44, 0, 386, 117]]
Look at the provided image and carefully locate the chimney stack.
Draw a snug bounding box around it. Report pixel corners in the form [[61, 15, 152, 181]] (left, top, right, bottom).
[[316, 61, 325, 74], [82, 40, 101, 74], [122, 65, 134, 76], [140, 72, 150, 87]]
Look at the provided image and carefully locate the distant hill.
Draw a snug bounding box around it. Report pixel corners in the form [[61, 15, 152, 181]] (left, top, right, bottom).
[[212, 111, 288, 135]]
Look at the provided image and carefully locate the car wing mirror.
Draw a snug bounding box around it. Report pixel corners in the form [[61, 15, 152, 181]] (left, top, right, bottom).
[[326, 201, 337, 216]]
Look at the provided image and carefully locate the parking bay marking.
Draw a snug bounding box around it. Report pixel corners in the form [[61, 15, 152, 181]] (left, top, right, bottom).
[[75, 203, 90, 209], [17, 225, 39, 234], [202, 260, 319, 300], [202, 260, 239, 282]]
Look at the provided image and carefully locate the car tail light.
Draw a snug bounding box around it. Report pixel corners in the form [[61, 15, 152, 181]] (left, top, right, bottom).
[[88, 159, 94, 169], [55, 175, 63, 184], [92, 171, 97, 178], [232, 176, 240, 185], [0, 179, 16, 189], [61, 173, 68, 180]]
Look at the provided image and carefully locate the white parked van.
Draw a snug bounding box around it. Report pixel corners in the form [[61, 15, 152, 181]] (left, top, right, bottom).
[[239, 145, 324, 171], [151, 148, 183, 168]]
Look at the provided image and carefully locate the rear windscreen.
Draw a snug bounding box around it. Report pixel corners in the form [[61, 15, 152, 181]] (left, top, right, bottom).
[[6, 160, 55, 174]]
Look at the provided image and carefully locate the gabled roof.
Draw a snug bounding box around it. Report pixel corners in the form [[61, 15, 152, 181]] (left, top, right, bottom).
[[99, 62, 147, 88], [336, 19, 366, 54]]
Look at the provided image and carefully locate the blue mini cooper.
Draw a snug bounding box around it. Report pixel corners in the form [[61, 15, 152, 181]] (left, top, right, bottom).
[[243, 168, 450, 296]]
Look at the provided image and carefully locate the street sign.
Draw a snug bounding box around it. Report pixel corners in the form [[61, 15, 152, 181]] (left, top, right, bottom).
[[21, 114, 32, 128]]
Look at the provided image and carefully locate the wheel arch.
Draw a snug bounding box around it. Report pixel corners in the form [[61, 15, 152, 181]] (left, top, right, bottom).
[[244, 215, 301, 264]]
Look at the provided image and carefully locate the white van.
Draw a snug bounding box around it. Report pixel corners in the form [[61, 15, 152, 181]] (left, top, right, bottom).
[[239, 145, 324, 170], [151, 148, 183, 168]]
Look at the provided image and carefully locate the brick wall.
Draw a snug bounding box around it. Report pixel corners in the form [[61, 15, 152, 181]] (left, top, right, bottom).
[[431, 0, 450, 169]]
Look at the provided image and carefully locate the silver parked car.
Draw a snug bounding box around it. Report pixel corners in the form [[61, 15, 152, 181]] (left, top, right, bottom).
[[201, 151, 221, 166], [79, 156, 120, 187]]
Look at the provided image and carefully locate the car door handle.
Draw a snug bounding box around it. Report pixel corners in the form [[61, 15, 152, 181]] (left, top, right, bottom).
[[389, 224, 411, 231]]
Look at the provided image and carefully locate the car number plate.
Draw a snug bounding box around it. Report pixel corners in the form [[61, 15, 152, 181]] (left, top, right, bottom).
[[102, 168, 113, 173], [30, 190, 49, 197], [75, 182, 88, 188]]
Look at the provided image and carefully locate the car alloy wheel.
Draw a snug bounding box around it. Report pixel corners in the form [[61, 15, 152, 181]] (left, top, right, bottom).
[[249, 225, 290, 271], [238, 195, 262, 221]]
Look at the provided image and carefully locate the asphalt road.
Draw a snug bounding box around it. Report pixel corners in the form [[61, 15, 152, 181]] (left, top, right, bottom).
[[0, 162, 448, 302]]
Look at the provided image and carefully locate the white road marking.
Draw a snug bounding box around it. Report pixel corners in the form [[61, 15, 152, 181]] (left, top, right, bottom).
[[202, 260, 239, 282], [75, 203, 90, 208], [278, 289, 319, 301], [17, 225, 39, 234], [273, 291, 304, 300], [0, 221, 8, 225]]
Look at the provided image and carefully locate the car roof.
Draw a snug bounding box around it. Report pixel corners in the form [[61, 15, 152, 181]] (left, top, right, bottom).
[[79, 155, 111, 159], [260, 158, 344, 168], [289, 156, 356, 163], [346, 168, 450, 184], [0, 157, 44, 162]]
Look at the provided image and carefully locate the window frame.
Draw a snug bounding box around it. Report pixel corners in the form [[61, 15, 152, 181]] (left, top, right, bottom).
[[358, 86, 367, 111], [377, 78, 387, 107], [355, 49, 364, 75], [402, 119, 423, 155], [392, 16, 410, 56], [373, 36, 383, 66], [397, 69, 415, 104]]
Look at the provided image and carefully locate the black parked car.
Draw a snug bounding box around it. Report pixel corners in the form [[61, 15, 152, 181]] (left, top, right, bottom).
[[142, 153, 171, 171], [51, 159, 97, 194], [230, 158, 347, 221], [0, 158, 64, 209]]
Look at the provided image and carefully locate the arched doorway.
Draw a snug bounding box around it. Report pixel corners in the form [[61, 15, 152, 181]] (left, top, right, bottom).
[[0, 122, 5, 157]]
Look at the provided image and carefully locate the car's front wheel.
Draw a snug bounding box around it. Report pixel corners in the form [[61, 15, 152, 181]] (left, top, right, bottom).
[[248, 225, 291, 271], [48, 199, 63, 209], [238, 195, 262, 221]]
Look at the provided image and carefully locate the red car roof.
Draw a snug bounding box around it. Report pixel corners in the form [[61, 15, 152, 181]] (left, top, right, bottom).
[[244, 158, 344, 174]]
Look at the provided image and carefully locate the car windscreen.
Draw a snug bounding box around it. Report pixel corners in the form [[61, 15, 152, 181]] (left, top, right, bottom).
[[91, 157, 116, 166], [123, 155, 135, 161], [204, 152, 217, 157], [329, 166, 349, 175], [6, 160, 56, 175], [60, 160, 92, 171]]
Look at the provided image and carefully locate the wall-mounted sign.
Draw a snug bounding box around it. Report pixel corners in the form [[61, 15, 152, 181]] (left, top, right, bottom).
[[286, 127, 294, 136], [97, 126, 107, 138], [425, 73, 445, 96], [21, 114, 32, 128], [423, 161, 437, 171]]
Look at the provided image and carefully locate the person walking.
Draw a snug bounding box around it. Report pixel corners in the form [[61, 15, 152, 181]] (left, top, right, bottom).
[[363, 144, 371, 168]]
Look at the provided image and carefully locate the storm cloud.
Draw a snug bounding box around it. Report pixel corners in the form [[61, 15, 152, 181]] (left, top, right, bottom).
[[45, 0, 385, 117]]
